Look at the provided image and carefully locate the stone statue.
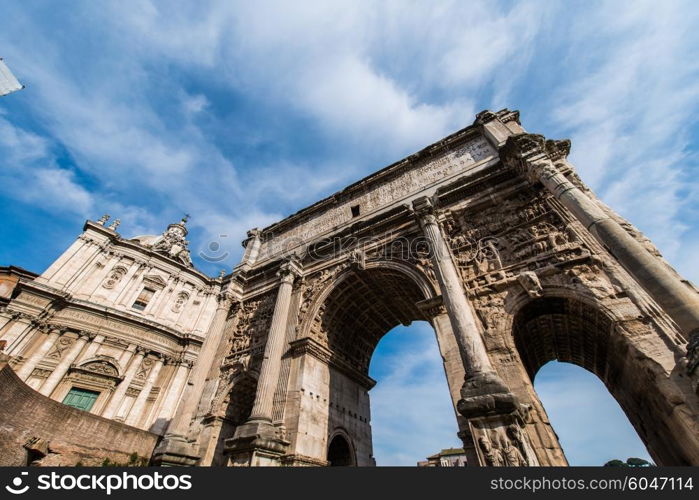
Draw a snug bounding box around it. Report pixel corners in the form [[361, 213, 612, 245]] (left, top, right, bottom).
[[518, 271, 543, 297]]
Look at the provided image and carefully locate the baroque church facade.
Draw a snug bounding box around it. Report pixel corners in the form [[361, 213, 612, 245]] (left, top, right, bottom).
[[1, 109, 698, 467], [0, 216, 221, 434]]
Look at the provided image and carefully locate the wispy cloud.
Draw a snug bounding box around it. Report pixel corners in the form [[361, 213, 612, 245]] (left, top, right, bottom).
[[535, 362, 653, 465], [370, 322, 461, 466]]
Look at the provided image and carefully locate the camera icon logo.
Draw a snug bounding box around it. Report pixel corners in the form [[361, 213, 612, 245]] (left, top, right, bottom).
[[5, 471, 29, 495], [198, 234, 230, 263]]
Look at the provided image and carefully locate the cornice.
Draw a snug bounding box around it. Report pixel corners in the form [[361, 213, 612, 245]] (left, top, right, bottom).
[[259, 122, 488, 239], [82, 220, 218, 284], [15, 281, 202, 347]]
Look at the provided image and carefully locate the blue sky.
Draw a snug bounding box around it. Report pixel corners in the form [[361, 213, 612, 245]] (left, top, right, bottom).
[[1, 0, 696, 465]]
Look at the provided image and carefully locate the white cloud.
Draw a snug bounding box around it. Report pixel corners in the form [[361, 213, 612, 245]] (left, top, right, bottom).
[[0, 0, 697, 466], [370, 322, 461, 465], [535, 362, 653, 465], [0, 117, 93, 216], [551, 0, 699, 261]]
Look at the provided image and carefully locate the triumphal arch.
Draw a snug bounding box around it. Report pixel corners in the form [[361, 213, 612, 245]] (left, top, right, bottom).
[[146, 109, 699, 467]]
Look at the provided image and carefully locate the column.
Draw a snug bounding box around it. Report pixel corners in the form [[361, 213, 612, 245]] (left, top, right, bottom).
[[118, 343, 137, 368], [502, 134, 699, 338], [39, 333, 89, 397], [165, 289, 234, 437], [413, 197, 494, 378], [79, 334, 105, 362], [16, 328, 61, 381], [248, 258, 301, 422], [2, 316, 34, 354], [150, 361, 191, 434], [102, 348, 146, 419], [412, 197, 519, 418], [127, 355, 164, 428]]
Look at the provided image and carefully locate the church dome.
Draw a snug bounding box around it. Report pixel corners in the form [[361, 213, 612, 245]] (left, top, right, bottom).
[[128, 216, 193, 267], [130, 235, 159, 245]]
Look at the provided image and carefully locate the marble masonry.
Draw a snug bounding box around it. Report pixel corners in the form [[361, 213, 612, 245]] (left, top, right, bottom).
[[1, 109, 698, 466]]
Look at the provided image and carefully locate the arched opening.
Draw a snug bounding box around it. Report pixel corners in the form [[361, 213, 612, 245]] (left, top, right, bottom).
[[535, 361, 652, 465], [369, 321, 461, 465], [327, 434, 354, 466], [307, 265, 460, 466], [513, 296, 653, 464]]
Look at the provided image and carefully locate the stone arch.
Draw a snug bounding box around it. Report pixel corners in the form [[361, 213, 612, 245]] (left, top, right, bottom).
[[298, 259, 438, 342], [327, 429, 356, 466], [509, 294, 697, 465], [303, 262, 435, 375], [280, 260, 459, 466]]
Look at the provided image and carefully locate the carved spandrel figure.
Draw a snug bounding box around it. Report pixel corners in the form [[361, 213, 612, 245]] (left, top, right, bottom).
[[566, 264, 619, 299], [475, 237, 502, 274], [507, 424, 533, 466], [518, 271, 543, 297], [479, 436, 504, 466], [501, 435, 526, 466]]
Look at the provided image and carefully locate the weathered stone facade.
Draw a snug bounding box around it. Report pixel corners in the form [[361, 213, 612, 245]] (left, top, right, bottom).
[[0, 217, 221, 438], [2, 109, 699, 466]]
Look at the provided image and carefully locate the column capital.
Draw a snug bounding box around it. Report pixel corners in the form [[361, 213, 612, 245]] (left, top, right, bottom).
[[162, 354, 178, 365], [77, 330, 96, 341], [217, 289, 238, 306], [411, 196, 439, 226], [499, 133, 571, 180], [278, 256, 302, 284], [151, 351, 166, 361], [134, 346, 149, 356]]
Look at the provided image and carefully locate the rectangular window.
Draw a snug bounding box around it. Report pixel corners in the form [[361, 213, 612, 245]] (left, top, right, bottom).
[[62, 387, 100, 412], [351, 205, 360, 217], [132, 287, 155, 311]]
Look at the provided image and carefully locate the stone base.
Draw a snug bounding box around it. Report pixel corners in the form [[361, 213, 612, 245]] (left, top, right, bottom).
[[151, 434, 200, 467], [224, 420, 289, 467], [456, 371, 539, 466], [457, 371, 519, 419], [280, 454, 329, 467]]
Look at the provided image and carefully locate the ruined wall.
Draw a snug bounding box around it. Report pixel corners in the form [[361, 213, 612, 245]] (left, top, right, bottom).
[[0, 355, 159, 466]]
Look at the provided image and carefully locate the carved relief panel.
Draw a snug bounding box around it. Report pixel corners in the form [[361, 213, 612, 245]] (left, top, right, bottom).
[[443, 190, 590, 291]]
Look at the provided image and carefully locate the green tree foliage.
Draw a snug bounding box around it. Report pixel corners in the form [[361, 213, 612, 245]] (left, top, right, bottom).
[[604, 457, 653, 467]]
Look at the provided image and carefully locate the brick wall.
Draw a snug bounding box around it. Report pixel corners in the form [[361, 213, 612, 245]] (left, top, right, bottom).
[[0, 354, 159, 466]]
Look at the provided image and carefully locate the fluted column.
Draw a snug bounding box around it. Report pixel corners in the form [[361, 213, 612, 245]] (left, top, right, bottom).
[[248, 258, 301, 422], [102, 348, 146, 419], [16, 328, 61, 381], [501, 134, 699, 338], [127, 355, 164, 427], [412, 197, 519, 419], [39, 332, 89, 397], [412, 197, 494, 378]]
